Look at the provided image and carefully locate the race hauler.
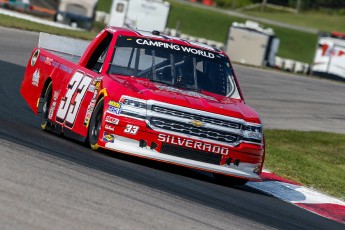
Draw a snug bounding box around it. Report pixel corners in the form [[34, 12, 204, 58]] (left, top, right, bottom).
[[107, 0, 170, 32], [312, 32, 345, 81], [225, 21, 280, 67]]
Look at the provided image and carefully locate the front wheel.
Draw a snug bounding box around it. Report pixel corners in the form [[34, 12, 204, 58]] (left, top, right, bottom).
[[88, 98, 104, 150]]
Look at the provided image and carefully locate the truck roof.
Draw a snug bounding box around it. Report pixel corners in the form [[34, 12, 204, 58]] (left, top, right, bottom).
[[105, 26, 223, 54]]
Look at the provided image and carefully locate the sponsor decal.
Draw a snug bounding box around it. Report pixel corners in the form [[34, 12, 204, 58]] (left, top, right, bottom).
[[88, 84, 96, 93], [48, 90, 59, 119], [32, 68, 40, 87], [37, 55, 72, 73], [103, 132, 115, 143], [39, 55, 54, 66], [107, 101, 122, 115], [105, 124, 115, 132], [31, 49, 40, 66], [53, 91, 59, 100], [95, 81, 101, 90], [135, 39, 215, 59], [48, 102, 56, 119], [124, 124, 139, 135], [88, 77, 102, 93], [84, 88, 98, 126], [59, 63, 73, 74], [158, 134, 229, 155], [94, 76, 103, 82], [156, 85, 216, 101], [105, 115, 119, 125]]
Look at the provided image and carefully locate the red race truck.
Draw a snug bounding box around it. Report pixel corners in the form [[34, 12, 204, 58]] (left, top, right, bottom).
[[21, 27, 265, 184]]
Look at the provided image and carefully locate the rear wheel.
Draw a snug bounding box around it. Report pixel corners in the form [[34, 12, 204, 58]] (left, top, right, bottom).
[[213, 174, 248, 186], [40, 82, 52, 130], [88, 98, 104, 150]]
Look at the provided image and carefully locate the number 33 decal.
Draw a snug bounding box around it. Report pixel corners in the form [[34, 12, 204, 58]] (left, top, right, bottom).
[[56, 71, 92, 128], [124, 125, 139, 135]]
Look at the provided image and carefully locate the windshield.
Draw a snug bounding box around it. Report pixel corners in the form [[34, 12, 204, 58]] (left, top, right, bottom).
[[109, 36, 240, 98]]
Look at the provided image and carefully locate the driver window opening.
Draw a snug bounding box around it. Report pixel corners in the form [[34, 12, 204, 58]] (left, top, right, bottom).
[[86, 32, 113, 73]]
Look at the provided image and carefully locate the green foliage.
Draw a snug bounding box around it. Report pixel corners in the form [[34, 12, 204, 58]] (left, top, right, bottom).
[[97, 0, 112, 13], [213, 0, 253, 9], [265, 130, 345, 200]]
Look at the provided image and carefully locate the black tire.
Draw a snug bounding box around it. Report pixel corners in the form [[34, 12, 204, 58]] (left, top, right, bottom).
[[40, 82, 52, 130], [213, 174, 248, 186], [88, 98, 104, 150]]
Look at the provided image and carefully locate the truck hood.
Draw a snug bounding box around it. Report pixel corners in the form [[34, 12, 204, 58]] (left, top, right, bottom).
[[111, 76, 261, 124]]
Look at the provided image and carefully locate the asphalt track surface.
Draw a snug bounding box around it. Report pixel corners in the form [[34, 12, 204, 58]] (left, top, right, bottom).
[[0, 27, 344, 229]]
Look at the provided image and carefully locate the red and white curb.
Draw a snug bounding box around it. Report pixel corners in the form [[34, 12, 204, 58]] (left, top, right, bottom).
[[247, 170, 345, 223]]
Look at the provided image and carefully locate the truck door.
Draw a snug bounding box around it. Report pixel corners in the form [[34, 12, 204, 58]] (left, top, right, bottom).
[[108, 0, 128, 27]]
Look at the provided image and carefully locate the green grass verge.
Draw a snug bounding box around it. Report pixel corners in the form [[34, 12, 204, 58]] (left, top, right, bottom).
[[265, 130, 345, 200]]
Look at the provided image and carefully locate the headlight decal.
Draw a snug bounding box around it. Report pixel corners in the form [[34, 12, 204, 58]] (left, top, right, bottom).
[[119, 96, 147, 119], [243, 123, 263, 144]]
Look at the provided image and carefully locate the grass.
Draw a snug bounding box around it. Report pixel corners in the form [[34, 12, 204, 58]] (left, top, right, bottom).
[[265, 130, 345, 200], [266, 25, 317, 63], [245, 11, 345, 33], [97, 0, 112, 13]]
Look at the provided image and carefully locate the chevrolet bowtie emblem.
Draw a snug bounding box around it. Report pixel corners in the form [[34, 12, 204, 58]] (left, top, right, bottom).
[[190, 120, 204, 127]]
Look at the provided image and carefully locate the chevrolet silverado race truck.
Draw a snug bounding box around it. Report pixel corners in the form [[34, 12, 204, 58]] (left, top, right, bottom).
[[21, 27, 265, 184]]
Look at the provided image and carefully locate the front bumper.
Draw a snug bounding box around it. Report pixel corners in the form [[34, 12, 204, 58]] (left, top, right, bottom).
[[102, 132, 262, 180]]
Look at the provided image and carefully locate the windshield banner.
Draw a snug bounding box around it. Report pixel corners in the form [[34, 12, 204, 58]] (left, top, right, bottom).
[[119, 37, 215, 59]]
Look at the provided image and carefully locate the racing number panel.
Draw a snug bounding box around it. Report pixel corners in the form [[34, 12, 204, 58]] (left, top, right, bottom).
[[56, 71, 93, 129]]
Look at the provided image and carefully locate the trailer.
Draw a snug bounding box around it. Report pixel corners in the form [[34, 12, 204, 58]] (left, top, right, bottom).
[[225, 21, 280, 67], [311, 32, 345, 81], [55, 0, 98, 30], [107, 0, 170, 32]]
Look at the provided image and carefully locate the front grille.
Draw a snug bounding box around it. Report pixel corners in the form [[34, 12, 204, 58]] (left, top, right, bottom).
[[151, 105, 242, 129], [151, 118, 240, 143], [160, 143, 222, 165]]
